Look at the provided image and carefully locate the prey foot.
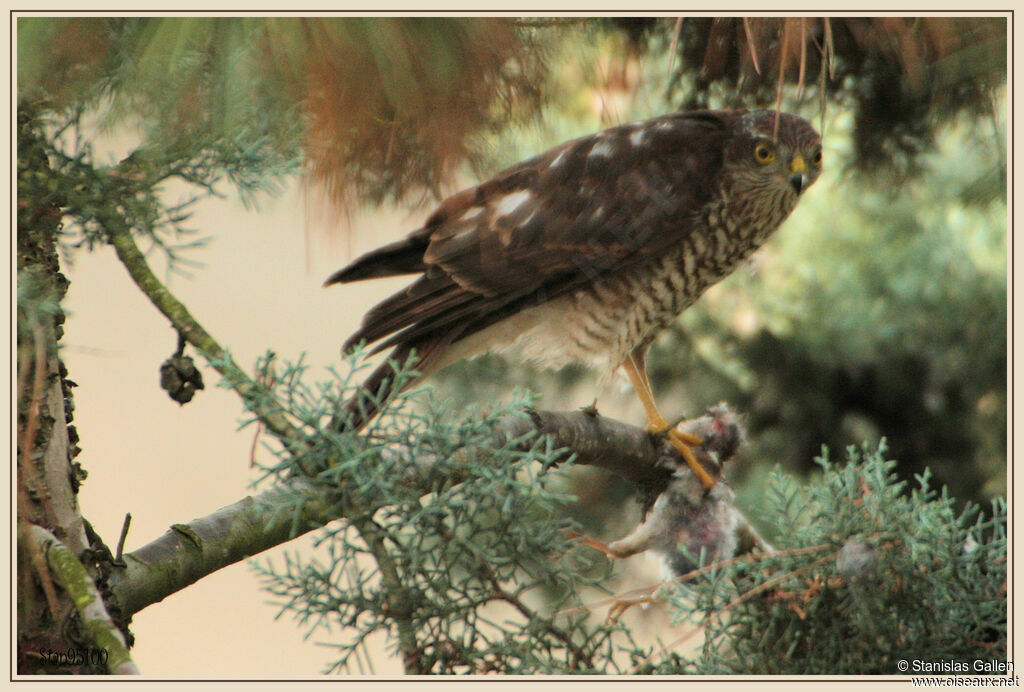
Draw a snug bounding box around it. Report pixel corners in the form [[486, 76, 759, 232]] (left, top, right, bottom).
[[606, 595, 656, 625], [568, 530, 618, 558], [568, 531, 660, 623]]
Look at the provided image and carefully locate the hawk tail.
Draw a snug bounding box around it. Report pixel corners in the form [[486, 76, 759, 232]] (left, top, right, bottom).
[[323, 236, 428, 285]]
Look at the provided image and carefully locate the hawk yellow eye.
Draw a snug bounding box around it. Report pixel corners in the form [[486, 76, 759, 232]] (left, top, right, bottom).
[[753, 143, 776, 165]]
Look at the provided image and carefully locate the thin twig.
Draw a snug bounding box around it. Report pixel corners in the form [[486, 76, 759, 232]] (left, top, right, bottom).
[[710, 551, 839, 620], [987, 89, 1005, 175], [667, 17, 683, 79], [823, 18, 836, 79], [818, 36, 829, 128], [104, 218, 299, 445], [559, 542, 833, 618], [483, 562, 593, 670], [797, 18, 807, 100], [774, 19, 791, 138], [249, 363, 276, 468], [632, 551, 839, 671], [352, 518, 424, 673], [114, 513, 132, 565]]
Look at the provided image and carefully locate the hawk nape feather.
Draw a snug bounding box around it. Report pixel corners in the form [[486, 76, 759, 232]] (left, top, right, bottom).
[[326, 109, 822, 487]]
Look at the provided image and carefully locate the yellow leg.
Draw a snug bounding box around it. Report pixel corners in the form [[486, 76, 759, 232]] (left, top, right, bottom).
[[621, 350, 715, 490]]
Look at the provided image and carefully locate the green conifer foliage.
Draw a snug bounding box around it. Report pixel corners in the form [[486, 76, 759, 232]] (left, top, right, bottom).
[[641, 444, 1006, 674]]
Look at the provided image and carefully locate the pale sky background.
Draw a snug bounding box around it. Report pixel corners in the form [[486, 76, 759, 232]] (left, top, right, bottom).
[[63, 180, 419, 675]]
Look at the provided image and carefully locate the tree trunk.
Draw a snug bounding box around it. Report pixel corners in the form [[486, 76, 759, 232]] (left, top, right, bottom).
[[16, 111, 120, 674]]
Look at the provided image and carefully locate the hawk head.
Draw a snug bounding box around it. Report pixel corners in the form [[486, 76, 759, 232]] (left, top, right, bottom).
[[724, 110, 823, 211]]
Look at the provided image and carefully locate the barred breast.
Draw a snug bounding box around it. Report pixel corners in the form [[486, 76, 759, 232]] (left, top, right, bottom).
[[511, 196, 790, 375]]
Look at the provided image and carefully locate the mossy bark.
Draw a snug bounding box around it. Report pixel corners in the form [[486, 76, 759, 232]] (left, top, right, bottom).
[[16, 110, 125, 674]]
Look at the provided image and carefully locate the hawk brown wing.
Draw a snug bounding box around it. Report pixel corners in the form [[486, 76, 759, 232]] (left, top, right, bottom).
[[326, 109, 738, 362]]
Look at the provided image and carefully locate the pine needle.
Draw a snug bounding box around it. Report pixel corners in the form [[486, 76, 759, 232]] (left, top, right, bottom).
[[667, 17, 683, 79], [742, 17, 761, 75], [773, 19, 791, 138], [797, 18, 807, 100]]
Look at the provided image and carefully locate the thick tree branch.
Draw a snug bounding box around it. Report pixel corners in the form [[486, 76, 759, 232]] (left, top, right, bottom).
[[493, 404, 745, 501], [493, 407, 679, 490], [106, 481, 335, 617], [107, 406, 762, 618]]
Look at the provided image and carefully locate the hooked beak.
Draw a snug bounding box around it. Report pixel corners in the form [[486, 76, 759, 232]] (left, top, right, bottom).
[[789, 155, 808, 195]]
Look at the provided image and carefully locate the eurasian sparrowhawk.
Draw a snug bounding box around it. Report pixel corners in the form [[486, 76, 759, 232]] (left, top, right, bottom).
[[326, 109, 823, 488]]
